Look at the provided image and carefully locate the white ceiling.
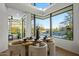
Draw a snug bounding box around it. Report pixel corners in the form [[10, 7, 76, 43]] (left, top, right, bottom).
[[6, 3, 43, 16], [5, 3, 72, 19], [7, 8, 26, 19]]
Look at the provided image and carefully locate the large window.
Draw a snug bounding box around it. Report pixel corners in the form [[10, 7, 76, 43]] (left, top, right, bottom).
[[8, 16, 25, 40], [36, 18, 50, 38], [52, 10, 73, 40], [31, 5, 73, 40]]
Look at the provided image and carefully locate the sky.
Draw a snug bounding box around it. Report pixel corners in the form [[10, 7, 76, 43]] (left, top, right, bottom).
[[34, 3, 50, 9], [32, 3, 70, 29]]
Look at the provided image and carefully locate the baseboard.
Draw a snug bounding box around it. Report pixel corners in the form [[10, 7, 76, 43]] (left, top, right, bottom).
[[1, 49, 8, 53]]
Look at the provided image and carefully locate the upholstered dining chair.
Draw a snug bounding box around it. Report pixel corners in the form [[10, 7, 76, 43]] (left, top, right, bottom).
[[29, 42, 48, 56], [9, 44, 26, 56], [46, 40, 55, 56]]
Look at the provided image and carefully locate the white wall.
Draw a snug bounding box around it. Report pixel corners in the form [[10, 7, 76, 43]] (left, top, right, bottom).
[[0, 4, 8, 52], [54, 4, 79, 54]]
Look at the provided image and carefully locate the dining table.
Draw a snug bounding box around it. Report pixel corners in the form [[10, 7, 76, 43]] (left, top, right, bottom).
[[8, 37, 55, 56], [8, 39, 43, 56]]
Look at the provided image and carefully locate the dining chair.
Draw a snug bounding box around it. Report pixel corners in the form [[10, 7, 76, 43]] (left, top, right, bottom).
[[9, 44, 26, 56], [29, 42, 48, 56], [46, 40, 55, 56]]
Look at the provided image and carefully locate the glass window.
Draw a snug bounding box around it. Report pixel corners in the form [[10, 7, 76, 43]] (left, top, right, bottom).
[[8, 17, 24, 40], [52, 10, 73, 40], [36, 18, 50, 38], [35, 3, 50, 9], [32, 3, 54, 9]]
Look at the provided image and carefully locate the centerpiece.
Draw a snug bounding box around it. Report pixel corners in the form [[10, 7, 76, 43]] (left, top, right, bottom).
[[35, 26, 40, 41], [33, 26, 40, 45]]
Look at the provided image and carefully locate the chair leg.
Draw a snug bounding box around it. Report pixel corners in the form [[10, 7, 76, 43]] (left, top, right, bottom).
[[10, 51, 13, 56]]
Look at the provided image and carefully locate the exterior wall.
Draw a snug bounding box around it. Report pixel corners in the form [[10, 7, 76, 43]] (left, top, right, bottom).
[[54, 4, 79, 54], [0, 4, 8, 52]]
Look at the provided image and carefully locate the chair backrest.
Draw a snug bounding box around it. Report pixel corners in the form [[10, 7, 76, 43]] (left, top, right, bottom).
[[9, 45, 20, 56], [29, 42, 48, 56], [47, 41, 55, 56], [9, 45, 26, 56]]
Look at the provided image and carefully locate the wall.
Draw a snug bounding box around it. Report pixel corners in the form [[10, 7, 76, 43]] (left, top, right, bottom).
[[0, 4, 8, 52], [54, 4, 79, 54]]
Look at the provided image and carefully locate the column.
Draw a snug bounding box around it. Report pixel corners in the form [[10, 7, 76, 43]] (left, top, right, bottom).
[[24, 13, 32, 38]]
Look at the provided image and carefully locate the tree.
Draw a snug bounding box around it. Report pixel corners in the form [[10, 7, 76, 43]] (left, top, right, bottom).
[[39, 26, 46, 32], [60, 12, 73, 40]]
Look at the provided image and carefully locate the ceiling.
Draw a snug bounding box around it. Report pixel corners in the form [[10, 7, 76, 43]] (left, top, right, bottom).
[[5, 3, 72, 19]]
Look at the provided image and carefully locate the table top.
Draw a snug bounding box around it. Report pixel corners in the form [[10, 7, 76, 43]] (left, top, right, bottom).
[[8, 38, 54, 46], [22, 41, 33, 46]]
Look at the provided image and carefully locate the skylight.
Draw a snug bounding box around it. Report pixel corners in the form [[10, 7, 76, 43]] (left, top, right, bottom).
[[32, 3, 51, 10]]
